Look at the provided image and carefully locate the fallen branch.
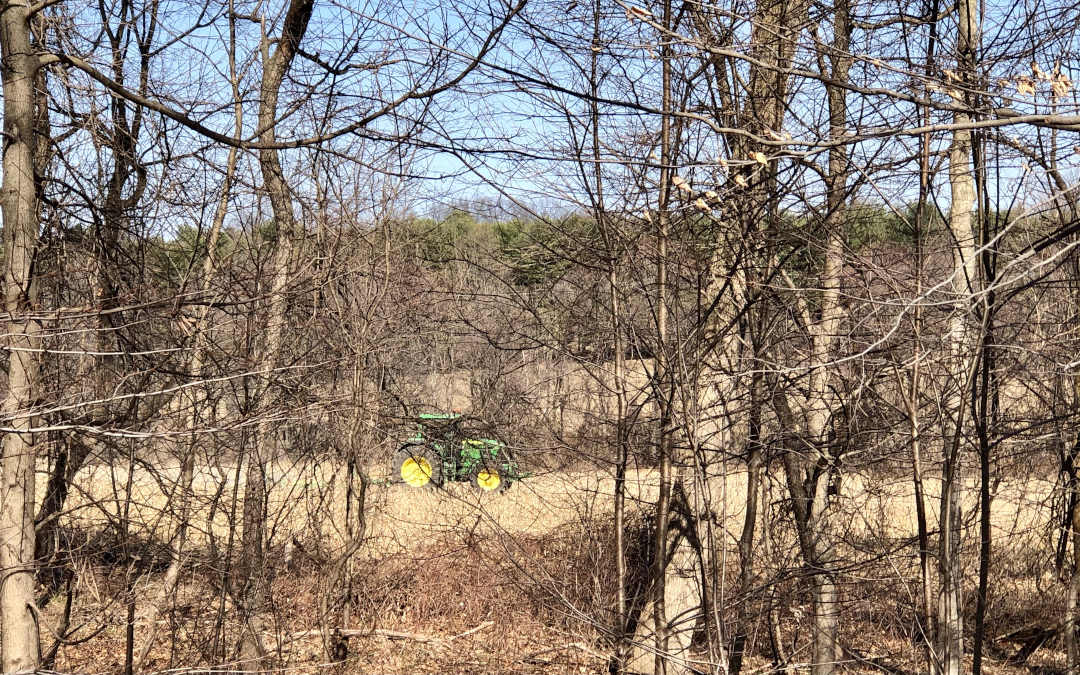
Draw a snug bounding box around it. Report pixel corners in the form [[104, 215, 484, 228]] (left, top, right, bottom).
[[288, 620, 494, 645]]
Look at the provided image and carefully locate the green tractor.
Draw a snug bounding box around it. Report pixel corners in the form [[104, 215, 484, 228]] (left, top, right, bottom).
[[392, 414, 521, 493]]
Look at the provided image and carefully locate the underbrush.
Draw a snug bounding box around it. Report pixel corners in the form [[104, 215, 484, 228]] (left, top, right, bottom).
[[47, 514, 638, 673], [38, 471, 1078, 674]]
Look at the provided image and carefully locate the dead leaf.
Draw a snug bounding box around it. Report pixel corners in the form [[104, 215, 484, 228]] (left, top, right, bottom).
[[1052, 73, 1072, 97], [733, 174, 748, 187], [753, 151, 768, 164], [671, 174, 694, 194], [1016, 77, 1036, 97]]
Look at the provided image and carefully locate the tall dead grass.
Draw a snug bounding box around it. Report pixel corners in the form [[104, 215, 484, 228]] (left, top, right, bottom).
[[37, 458, 1071, 673]]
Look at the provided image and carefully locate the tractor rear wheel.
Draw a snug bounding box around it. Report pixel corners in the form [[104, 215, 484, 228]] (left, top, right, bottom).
[[470, 464, 508, 494], [393, 445, 443, 488]]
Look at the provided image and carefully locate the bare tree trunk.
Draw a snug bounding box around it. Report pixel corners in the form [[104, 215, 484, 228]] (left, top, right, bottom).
[[908, 354, 937, 671], [611, 267, 629, 664], [0, 0, 43, 669], [651, 0, 675, 667], [1068, 462, 1080, 674], [28, 16, 69, 594], [625, 5, 702, 668], [1067, 328, 1080, 675], [136, 16, 243, 664], [237, 0, 313, 666], [775, 386, 840, 675], [730, 369, 763, 675], [971, 129, 996, 674], [938, 0, 978, 670], [35, 435, 91, 595], [939, 422, 967, 675], [583, 6, 631, 664], [911, 22, 939, 663], [798, 5, 850, 670]]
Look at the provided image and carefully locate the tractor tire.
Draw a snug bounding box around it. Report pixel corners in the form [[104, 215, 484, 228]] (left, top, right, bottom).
[[470, 463, 509, 494], [393, 445, 443, 488]]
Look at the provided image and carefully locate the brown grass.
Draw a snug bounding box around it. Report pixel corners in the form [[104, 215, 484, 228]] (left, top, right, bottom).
[[37, 459, 1071, 673]]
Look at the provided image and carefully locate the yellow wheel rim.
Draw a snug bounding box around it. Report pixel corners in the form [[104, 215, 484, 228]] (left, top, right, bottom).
[[476, 469, 501, 491], [401, 457, 432, 487]]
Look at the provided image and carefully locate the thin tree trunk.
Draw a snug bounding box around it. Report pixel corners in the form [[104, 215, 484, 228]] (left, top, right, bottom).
[[731, 370, 763, 675], [909, 362, 937, 672], [939, 386, 971, 675], [584, 5, 631, 664], [136, 15, 243, 664], [939, 0, 979, 667], [798, 4, 851, 669], [1068, 463, 1080, 674], [911, 17, 938, 662], [239, 0, 314, 666], [0, 0, 44, 668], [777, 388, 841, 675], [650, 0, 674, 667], [973, 360, 992, 675], [28, 16, 67, 593], [972, 131, 997, 674]]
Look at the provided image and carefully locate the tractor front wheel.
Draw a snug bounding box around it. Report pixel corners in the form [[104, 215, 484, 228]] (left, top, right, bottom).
[[470, 464, 508, 494], [393, 445, 443, 488]]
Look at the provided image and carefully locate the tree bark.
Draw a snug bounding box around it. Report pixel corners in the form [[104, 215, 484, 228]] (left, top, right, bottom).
[[651, 0, 675, 667], [971, 130, 997, 674], [730, 369, 763, 675], [938, 0, 979, 669], [799, 4, 851, 669], [0, 0, 44, 668], [1068, 457, 1080, 674], [238, 0, 314, 666]]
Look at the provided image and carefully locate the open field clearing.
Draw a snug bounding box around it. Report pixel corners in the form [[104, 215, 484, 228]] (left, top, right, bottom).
[[36, 460, 1068, 674]]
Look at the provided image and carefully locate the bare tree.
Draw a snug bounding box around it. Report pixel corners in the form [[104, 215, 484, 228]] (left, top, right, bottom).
[[0, 0, 44, 668]]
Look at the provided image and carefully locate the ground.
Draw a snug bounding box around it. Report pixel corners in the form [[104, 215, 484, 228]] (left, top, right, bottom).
[[38, 461, 1072, 673]]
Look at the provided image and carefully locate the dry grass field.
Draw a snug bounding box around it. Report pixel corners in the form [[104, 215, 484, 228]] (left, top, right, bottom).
[[38, 459, 1069, 674]]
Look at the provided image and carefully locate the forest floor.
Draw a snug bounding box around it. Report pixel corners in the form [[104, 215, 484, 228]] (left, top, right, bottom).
[[39, 462, 1071, 673]]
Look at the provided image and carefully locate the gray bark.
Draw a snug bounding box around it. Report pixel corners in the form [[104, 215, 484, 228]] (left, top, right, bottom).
[[0, 0, 44, 668], [938, 0, 979, 669], [238, 0, 313, 666]]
